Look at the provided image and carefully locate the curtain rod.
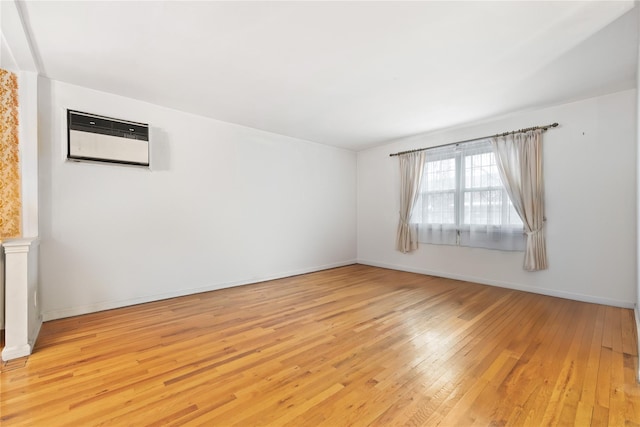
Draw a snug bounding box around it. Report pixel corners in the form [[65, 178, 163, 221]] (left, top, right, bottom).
[[388, 122, 559, 157]]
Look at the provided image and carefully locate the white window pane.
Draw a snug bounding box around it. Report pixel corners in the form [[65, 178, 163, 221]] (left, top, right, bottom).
[[426, 158, 456, 192], [416, 140, 524, 250], [424, 192, 455, 224]]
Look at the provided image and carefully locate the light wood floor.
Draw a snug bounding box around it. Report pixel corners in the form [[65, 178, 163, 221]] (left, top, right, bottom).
[[1, 265, 639, 426]]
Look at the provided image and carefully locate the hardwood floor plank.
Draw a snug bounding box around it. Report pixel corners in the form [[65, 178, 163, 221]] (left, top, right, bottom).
[[622, 308, 638, 357], [1, 265, 638, 426]]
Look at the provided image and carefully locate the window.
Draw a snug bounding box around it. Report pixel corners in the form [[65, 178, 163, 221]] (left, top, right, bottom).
[[412, 139, 525, 251]]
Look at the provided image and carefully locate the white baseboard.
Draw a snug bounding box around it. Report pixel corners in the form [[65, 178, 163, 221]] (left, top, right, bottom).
[[2, 343, 32, 361], [41, 260, 357, 321], [357, 259, 635, 309], [0, 311, 42, 361]]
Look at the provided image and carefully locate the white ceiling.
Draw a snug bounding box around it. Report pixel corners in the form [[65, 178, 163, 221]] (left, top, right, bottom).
[[11, 1, 640, 150]]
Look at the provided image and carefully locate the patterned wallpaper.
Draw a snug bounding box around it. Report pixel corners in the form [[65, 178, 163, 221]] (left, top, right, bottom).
[[0, 68, 21, 239]]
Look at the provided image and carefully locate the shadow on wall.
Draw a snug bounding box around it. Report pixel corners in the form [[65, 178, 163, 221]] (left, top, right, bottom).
[[150, 127, 171, 172]]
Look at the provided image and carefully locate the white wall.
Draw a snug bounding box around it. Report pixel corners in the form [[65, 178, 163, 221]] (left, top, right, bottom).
[[19, 71, 39, 238], [38, 78, 357, 320], [635, 5, 640, 379], [358, 89, 637, 308]]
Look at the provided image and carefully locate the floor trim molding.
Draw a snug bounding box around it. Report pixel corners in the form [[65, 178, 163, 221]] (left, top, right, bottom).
[[42, 260, 357, 321], [357, 259, 635, 309]]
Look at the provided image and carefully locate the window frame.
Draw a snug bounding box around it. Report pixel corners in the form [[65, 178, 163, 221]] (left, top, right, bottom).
[[413, 140, 525, 251]]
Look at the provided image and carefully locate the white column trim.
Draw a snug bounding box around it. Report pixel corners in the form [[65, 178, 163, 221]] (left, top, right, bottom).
[[2, 237, 41, 361], [3, 236, 38, 252]]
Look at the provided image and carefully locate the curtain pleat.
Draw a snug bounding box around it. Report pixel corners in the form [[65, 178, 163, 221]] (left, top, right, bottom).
[[396, 151, 425, 253], [491, 130, 547, 271]]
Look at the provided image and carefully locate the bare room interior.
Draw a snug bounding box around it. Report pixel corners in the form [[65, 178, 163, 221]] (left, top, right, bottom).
[[1, 1, 639, 425]]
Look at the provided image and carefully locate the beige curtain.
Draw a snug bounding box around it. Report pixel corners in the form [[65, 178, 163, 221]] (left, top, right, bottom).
[[396, 151, 425, 253], [491, 130, 547, 271]]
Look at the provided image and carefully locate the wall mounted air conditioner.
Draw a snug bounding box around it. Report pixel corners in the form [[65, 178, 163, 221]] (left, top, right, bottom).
[[67, 110, 149, 167]]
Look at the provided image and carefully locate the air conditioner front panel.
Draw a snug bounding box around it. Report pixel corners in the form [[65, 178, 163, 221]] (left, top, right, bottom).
[[69, 130, 149, 165]]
